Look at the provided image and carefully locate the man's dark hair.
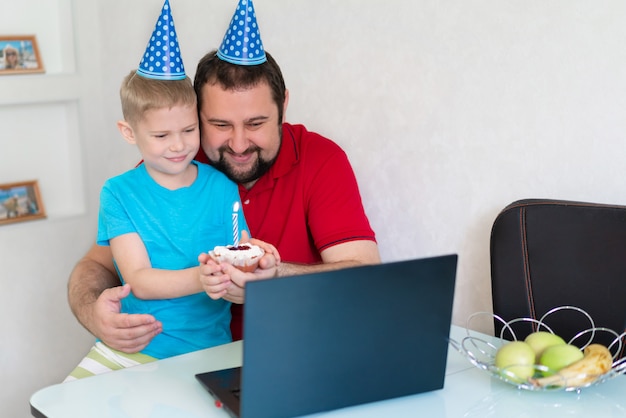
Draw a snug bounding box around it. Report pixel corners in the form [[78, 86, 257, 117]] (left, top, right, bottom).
[[194, 50, 287, 123]]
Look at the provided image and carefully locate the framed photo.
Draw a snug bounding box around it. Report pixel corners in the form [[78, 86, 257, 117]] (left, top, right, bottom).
[[0, 35, 44, 75], [0, 180, 46, 225]]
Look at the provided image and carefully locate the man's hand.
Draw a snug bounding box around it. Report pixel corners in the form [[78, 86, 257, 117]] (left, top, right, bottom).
[[93, 284, 162, 353], [198, 247, 279, 304], [68, 244, 162, 353]]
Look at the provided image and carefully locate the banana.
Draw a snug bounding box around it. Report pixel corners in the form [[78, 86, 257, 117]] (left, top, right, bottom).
[[531, 343, 613, 388]]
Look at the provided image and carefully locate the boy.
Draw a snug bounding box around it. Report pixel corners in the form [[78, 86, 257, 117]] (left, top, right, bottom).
[[65, 0, 277, 381]]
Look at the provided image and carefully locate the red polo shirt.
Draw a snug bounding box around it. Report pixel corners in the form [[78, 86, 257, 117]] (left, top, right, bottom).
[[198, 123, 376, 339]]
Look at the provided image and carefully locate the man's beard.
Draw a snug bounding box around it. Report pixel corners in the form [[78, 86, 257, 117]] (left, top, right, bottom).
[[211, 146, 278, 185]]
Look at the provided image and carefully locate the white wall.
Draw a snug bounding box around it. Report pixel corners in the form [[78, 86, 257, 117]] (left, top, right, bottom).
[[1, 1, 110, 417], [3, 1, 626, 416]]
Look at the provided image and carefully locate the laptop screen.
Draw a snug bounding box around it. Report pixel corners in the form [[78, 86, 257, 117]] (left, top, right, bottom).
[[197, 255, 458, 418]]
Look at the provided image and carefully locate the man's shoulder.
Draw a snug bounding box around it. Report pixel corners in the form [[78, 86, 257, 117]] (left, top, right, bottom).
[[285, 123, 346, 156]]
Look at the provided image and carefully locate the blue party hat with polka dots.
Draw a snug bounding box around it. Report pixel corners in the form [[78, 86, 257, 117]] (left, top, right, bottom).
[[217, 0, 267, 66], [136, 0, 186, 80]]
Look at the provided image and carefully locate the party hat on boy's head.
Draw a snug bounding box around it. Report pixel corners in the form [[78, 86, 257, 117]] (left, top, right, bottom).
[[217, 0, 267, 66], [136, 0, 186, 80]]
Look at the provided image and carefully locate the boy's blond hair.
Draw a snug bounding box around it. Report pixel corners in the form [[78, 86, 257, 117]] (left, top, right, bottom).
[[120, 70, 197, 126]]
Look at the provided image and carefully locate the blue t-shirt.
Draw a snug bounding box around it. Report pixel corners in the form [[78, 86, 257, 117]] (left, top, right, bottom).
[[97, 161, 248, 358]]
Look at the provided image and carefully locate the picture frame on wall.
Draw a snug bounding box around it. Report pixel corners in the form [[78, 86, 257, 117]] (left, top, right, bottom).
[[0, 180, 46, 225], [0, 35, 44, 75]]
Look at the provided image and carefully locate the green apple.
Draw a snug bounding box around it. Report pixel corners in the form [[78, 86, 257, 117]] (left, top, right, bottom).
[[539, 343, 584, 376], [524, 331, 566, 360], [495, 341, 536, 382]]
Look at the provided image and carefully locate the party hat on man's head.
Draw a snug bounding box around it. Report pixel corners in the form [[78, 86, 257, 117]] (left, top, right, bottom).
[[136, 0, 186, 80], [217, 0, 267, 66]]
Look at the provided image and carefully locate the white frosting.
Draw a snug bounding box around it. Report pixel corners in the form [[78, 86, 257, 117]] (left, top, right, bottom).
[[210, 243, 264, 265]]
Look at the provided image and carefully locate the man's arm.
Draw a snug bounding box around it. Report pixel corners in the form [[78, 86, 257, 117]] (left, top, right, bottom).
[[68, 243, 119, 320], [277, 240, 380, 277], [68, 243, 162, 353], [215, 240, 381, 304]]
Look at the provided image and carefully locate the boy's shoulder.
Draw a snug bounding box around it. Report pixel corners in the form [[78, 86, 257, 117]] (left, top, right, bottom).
[[103, 163, 147, 188], [194, 161, 240, 191], [195, 161, 232, 183]]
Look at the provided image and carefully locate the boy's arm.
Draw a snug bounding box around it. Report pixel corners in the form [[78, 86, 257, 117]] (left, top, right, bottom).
[[111, 233, 203, 299]]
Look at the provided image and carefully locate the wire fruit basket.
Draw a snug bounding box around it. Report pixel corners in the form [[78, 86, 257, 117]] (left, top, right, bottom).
[[448, 306, 626, 392]]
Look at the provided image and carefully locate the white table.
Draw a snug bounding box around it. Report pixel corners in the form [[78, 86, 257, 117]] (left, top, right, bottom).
[[30, 325, 626, 417]]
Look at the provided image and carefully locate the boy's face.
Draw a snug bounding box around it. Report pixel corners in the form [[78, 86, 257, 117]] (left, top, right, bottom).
[[198, 81, 286, 188], [122, 103, 200, 185]]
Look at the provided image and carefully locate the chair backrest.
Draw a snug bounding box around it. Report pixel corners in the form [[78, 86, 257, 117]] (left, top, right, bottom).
[[490, 199, 626, 355]]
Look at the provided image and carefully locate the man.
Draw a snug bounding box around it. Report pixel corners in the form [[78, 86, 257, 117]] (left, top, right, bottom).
[[68, 0, 379, 348], [194, 49, 380, 339]]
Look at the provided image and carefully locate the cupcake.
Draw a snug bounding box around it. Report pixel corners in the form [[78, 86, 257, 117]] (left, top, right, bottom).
[[209, 243, 265, 272]]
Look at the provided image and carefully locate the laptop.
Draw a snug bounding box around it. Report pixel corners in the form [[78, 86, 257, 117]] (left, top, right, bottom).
[[196, 254, 458, 418]]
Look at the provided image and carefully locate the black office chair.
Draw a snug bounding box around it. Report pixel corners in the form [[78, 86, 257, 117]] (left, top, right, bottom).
[[489, 199, 626, 357]]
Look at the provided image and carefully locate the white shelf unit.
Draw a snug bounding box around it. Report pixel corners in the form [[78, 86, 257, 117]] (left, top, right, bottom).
[[0, 0, 86, 220]]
